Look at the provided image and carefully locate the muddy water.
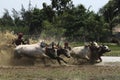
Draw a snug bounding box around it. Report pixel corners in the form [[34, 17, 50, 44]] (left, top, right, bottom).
[[101, 56, 120, 62], [96, 56, 120, 66]]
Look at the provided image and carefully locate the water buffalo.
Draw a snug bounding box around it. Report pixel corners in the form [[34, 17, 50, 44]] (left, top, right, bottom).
[[70, 42, 99, 61], [70, 42, 111, 63], [14, 41, 49, 65], [96, 45, 111, 62], [14, 41, 71, 65], [45, 47, 71, 65], [70, 46, 92, 62], [45, 41, 71, 65]]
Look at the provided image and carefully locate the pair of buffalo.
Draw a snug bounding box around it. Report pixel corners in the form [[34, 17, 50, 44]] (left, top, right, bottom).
[[71, 42, 111, 63], [14, 41, 71, 65], [14, 41, 111, 65]]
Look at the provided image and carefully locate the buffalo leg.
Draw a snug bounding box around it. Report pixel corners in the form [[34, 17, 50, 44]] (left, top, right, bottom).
[[98, 57, 102, 62], [42, 57, 47, 66], [56, 57, 67, 65], [47, 57, 55, 64], [42, 57, 56, 66], [56, 58, 61, 65]]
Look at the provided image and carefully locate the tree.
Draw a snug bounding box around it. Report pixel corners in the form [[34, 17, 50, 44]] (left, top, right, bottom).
[[99, 0, 120, 36], [85, 12, 106, 41], [51, 0, 73, 15], [12, 8, 23, 27], [1, 9, 14, 26], [62, 4, 86, 41], [42, 3, 55, 22]]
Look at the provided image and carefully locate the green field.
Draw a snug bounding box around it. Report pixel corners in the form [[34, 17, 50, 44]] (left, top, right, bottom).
[[105, 43, 120, 56]]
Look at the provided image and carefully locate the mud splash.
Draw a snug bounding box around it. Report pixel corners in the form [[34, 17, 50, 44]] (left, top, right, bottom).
[[0, 31, 35, 66]]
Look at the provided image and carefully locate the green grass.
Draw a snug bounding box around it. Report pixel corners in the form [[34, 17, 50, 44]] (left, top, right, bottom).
[[102, 43, 120, 56]]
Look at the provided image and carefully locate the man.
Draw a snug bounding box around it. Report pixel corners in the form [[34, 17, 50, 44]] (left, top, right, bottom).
[[12, 32, 25, 46], [64, 42, 71, 50]]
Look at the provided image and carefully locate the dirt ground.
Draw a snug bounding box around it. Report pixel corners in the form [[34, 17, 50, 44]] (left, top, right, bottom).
[[0, 58, 120, 80], [0, 49, 120, 80]]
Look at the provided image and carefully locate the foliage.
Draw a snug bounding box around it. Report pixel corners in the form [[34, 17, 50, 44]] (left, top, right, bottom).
[[99, 0, 120, 35], [0, 0, 120, 42], [1, 9, 14, 26]]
